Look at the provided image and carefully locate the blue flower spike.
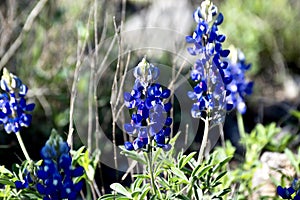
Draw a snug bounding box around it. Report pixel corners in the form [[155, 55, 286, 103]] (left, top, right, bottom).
[[37, 130, 84, 200], [187, 0, 253, 124], [0, 68, 35, 134], [124, 58, 172, 151], [225, 47, 253, 114], [186, 0, 231, 124]]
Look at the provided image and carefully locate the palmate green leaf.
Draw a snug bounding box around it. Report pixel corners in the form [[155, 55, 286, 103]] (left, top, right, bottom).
[[110, 183, 132, 198]]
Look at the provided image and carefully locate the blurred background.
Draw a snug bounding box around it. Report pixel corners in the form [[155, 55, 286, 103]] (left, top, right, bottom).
[[0, 0, 300, 192]]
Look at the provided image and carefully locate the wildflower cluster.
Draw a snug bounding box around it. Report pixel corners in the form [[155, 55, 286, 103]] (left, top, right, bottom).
[[225, 48, 254, 114], [277, 178, 300, 200], [0, 68, 35, 133], [123, 58, 172, 151], [186, 0, 232, 124], [36, 132, 84, 199]]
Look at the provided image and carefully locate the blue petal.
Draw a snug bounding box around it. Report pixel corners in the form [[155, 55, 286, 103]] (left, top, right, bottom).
[[19, 84, 28, 96], [37, 183, 46, 195], [220, 49, 230, 57], [59, 154, 72, 170], [208, 31, 217, 43], [19, 98, 26, 109], [214, 13, 224, 25], [124, 141, 134, 150], [165, 117, 172, 126], [186, 36, 195, 43], [132, 114, 142, 124], [25, 103, 35, 111], [164, 127, 171, 137], [124, 92, 133, 102], [20, 113, 32, 127], [187, 91, 197, 100], [215, 43, 222, 53], [59, 142, 70, 154], [187, 47, 196, 56], [154, 134, 165, 147], [162, 144, 172, 151], [216, 34, 226, 42], [133, 138, 144, 150], [15, 181, 25, 189], [124, 123, 135, 134], [226, 103, 234, 111], [73, 180, 84, 193], [72, 166, 84, 177], [37, 169, 48, 179], [164, 102, 172, 112], [161, 89, 171, 98]]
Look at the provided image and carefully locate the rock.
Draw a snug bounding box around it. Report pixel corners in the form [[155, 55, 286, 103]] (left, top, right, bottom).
[[251, 151, 295, 199]]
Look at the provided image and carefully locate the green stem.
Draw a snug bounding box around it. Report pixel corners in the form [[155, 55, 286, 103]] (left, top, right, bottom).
[[147, 152, 156, 194], [198, 116, 209, 164], [145, 145, 162, 199], [237, 111, 245, 138], [15, 131, 31, 162]]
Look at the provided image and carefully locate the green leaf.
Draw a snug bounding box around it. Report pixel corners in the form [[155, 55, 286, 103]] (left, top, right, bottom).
[[284, 148, 299, 174], [98, 194, 118, 200], [192, 164, 213, 178], [170, 167, 189, 183], [180, 152, 197, 169], [290, 110, 300, 119], [0, 178, 15, 186], [0, 166, 13, 175], [131, 177, 144, 190], [174, 194, 191, 200], [110, 183, 132, 198], [213, 157, 232, 173], [120, 146, 146, 165], [139, 186, 150, 200], [213, 171, 227, 184]]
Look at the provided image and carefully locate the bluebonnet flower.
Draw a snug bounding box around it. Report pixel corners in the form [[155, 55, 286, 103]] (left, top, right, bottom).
[[186, 0, 232, 124], [0, 68, 35, 133], [224, 48, 253, 114], [124, 58, 172, 151], [36, 132, 84, 200], [277, 178, 300, 200]]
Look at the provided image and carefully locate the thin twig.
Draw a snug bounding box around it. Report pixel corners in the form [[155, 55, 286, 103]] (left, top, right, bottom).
[[110, 16, 121, 179], [0, 0, 49, 70], [67, 7, 93, 149]]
